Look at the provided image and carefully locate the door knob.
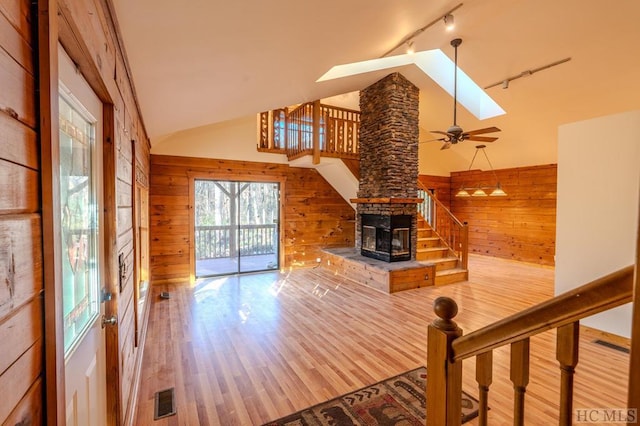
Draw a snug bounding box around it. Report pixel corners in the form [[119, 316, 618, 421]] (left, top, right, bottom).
[[101, 315, 118, 328]]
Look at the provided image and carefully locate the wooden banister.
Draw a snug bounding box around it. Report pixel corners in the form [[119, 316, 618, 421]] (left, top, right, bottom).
[[419, 182, 465, 228], [427, 264, 634, 425], [417, 181, 468, 270], [451, 265, 634, 361]]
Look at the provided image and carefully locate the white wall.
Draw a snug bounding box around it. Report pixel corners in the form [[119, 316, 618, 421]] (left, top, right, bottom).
[[151, 115, 288, 164], [556, 110, 640, 338]]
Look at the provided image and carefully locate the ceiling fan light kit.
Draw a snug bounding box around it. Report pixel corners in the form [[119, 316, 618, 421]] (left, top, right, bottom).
[[454, 144, 507, 198]]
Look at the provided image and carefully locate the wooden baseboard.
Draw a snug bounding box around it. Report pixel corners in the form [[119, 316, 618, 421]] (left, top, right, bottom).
[[151, 277, 191, 286], [122, 293, 153, 426]]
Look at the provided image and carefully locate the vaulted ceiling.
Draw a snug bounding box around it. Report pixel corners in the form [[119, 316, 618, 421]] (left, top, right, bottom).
[[111, 0, 640, 173]]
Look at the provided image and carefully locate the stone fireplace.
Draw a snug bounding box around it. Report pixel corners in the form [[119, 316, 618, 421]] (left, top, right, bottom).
[[351, 72, 420, 262]]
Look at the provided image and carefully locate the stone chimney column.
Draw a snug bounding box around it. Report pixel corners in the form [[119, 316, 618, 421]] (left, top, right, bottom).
[[355, 73, 420, 260]]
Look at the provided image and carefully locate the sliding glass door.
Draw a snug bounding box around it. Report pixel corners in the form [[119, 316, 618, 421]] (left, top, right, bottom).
[[194, 180, 280, 277]]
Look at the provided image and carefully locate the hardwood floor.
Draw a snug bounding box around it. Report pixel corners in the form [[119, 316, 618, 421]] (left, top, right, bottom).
[[134, 255, 630, 425]]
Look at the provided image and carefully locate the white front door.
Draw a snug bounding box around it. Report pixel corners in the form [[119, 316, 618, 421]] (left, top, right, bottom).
[[59, 46, 107, 426]]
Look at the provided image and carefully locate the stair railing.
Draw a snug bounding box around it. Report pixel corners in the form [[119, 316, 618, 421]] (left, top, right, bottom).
[[258, 102, 360, 162], [426, 264, 635, 426], [417, 181, 468, 270]]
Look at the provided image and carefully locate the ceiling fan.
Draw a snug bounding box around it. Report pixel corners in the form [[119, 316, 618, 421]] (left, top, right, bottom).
[[426, 38, 501, 150]]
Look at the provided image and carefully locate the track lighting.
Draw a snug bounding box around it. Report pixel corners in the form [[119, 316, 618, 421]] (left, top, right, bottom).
[[485, 57, 572, 90], [443, 14, 455, 31], [380, 3, 463, 58]]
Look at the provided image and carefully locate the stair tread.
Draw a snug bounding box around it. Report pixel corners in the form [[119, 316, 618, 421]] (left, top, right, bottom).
[[436, 267, 467, 276], [417, 237, 440, 241], [418, 256, 458, 262], [417, 247, 449, 252]]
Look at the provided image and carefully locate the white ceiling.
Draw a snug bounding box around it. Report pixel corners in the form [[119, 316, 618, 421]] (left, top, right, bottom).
[[111, 0, 640, 171]]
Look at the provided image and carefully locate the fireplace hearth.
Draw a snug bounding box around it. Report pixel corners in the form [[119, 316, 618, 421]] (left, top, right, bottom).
[[361, 214, 411, 262]]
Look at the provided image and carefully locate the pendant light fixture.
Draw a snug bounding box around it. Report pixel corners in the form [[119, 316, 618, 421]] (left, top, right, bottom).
[[455, 145, 507, 197]]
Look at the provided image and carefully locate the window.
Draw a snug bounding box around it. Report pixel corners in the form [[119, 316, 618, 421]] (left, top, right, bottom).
[[59, 92, 100, 355]]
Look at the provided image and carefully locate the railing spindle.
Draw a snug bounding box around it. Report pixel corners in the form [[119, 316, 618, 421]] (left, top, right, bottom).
[[556, 321, 579, 426], [476, 350, 493, 426], [510, 338, 530, 426]]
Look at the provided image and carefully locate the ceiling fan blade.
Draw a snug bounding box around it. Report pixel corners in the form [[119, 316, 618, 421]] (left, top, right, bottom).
[[464, 126, 501, 136], [420, 138, 445, 143], [440, 141, 452, 150], [430, 130, 453, 136], [467, 136, 498, 142]]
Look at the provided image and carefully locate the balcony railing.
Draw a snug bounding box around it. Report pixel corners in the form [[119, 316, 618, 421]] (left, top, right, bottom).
[[258, 101, 359, 162], [195, 224, 277, 260]]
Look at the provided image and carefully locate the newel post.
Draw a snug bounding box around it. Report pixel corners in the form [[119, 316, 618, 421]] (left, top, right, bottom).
[[427, 297, 463, 426]]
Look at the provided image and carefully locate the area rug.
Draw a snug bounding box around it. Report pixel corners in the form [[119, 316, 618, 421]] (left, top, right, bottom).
[[262, 367, 479, 426]]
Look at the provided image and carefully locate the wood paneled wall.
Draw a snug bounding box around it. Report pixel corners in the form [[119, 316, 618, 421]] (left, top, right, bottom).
[[150, 155, 355, 284], [0, 0, 43, 423], [450, 164, 557, 266], [7, 0, 153, 423], [55, 0, 152, 421]]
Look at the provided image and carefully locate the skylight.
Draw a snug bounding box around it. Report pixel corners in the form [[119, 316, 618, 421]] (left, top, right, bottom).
[[317, 50, 505, 120]]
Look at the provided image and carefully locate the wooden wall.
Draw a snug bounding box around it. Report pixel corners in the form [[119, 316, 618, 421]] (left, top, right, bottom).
[[55, 0, 152, 421], [0, 0, 154, 423], [450, 164, 557, 266], [0, 1, 43, 423], [150, 155, 355, 283]]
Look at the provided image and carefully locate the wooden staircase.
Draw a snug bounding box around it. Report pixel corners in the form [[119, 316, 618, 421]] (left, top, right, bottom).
[[416, 217, 468, 285]]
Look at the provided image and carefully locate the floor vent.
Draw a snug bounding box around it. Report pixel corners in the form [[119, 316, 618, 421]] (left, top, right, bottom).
[[593, 339, 630, 354], [154, 387, 176, 420]]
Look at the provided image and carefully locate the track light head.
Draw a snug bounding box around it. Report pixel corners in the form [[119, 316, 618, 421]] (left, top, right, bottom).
[[444, 14, 455, 31], [406, 40, 415, 54]]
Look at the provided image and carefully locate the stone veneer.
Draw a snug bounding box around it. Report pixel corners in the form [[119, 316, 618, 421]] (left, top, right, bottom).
[[356, 73, 420, 260]]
